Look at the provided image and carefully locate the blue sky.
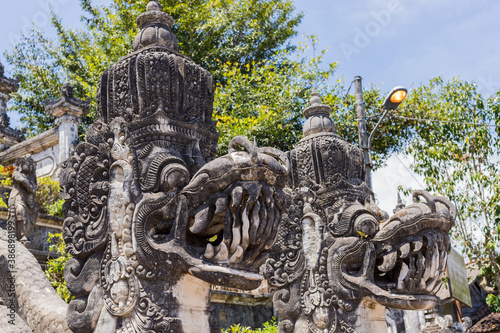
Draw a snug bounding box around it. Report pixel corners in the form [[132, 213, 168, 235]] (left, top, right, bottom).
[[293, 0, 500, 96], [1, 0, 499, 213]]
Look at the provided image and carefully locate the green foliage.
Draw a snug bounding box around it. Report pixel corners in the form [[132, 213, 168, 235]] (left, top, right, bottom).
[[5, 0, 302, 136], [0, 197, 7, 210], [487, 294, 500, 313], [45, 232, 73, 303], [36, 176, 65, 217], [0, 165, 14, 209], [398, 77, 500, 292], [222, 319, 278, 333], [214, 36, 336, 154]]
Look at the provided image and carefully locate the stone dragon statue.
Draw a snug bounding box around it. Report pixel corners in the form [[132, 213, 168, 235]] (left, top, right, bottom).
[[264, 93, 457, 333], [58, 1, 287, 332], [0, 2, 456, 333]]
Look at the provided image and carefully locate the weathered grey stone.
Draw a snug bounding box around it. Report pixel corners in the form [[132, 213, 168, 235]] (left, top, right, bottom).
[[59, 1, 288, 332], [0, 304, 32, 333], [265, 92, 457, 332], [0, 230, 70, 333], [45, 82, 89, 169], [7, 156, 38, 248]]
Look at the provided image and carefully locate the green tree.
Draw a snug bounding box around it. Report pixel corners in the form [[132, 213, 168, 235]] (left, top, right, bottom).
[[223, 318, 278, 333], [45, 232, 73, 303], [214, 37, 337, 154], [5, 0, 302, 136], [396, 77, 500, 297]]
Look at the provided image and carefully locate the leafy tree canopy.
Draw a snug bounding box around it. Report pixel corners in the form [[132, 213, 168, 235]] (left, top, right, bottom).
[[5, 0, 302, 136], [395, 77, 500, 298]]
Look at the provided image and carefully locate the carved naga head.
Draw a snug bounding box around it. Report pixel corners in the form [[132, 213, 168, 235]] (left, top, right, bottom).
[[265, 93, 456, 333], [60, 1, 287, 332]]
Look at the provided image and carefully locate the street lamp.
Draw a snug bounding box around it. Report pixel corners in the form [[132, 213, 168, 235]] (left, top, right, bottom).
[[382, 86, 408, 110], [354, 77, 408, 190]]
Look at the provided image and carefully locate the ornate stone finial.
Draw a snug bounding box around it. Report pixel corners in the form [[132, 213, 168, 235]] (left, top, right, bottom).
[[0, 62, 19, 96], [146, 0, 162, 11], [393, 192, 406, 213], [45, 82, 88, 120], [61, 81, 74, 99], [302, 91, 335, 137], [133, 0, 178, 51], [44, 82, 88, 164]]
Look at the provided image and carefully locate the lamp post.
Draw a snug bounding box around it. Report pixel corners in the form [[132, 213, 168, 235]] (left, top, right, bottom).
[[354, 76, 407, 190]]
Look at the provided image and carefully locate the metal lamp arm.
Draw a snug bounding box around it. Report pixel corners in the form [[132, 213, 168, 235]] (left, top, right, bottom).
[[368, 108, 390, 149]]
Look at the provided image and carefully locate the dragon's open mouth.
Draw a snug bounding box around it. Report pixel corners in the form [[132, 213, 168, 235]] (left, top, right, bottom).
[[374, 229, 450, 295], [339, 228, 450, 310], [186, 181, 284, 270], [144, 181, 285, 289]]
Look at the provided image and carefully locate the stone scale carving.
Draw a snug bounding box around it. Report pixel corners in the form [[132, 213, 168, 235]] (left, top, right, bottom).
[[265, 93, 456, 332], [60, 1, 287, 332]]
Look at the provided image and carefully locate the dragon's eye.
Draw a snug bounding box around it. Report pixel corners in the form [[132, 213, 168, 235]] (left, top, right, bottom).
[[354, 213, 379, 238], [159, 163, 189, 191]]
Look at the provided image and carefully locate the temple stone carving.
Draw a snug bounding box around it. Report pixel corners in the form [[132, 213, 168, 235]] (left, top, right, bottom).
[[7, 156, 38, 248], [0, 2, 457, 332], [0, 80, 88, 178], [45, 81, 89, 167], [59, 1, 287, 332], [265, 92, 457, 332]]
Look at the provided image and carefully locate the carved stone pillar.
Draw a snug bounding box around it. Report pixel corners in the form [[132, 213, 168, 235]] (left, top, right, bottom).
[[45, 82, 88, 166], [0, 62, 15, 117]]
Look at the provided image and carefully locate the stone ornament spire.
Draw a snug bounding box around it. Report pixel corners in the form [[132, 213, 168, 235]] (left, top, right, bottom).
[[0, 62, 19, 114], [393, 192, 406, 213], [302, 91, 336, 137], [45, 81, 89, 165], [133, 0, 178, 51], [45, 81, 89, 123]]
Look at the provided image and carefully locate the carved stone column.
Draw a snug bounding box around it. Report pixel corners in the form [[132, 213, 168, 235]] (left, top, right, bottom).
[[45, 82, 88, 166], [0, 62, 15, 117]]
